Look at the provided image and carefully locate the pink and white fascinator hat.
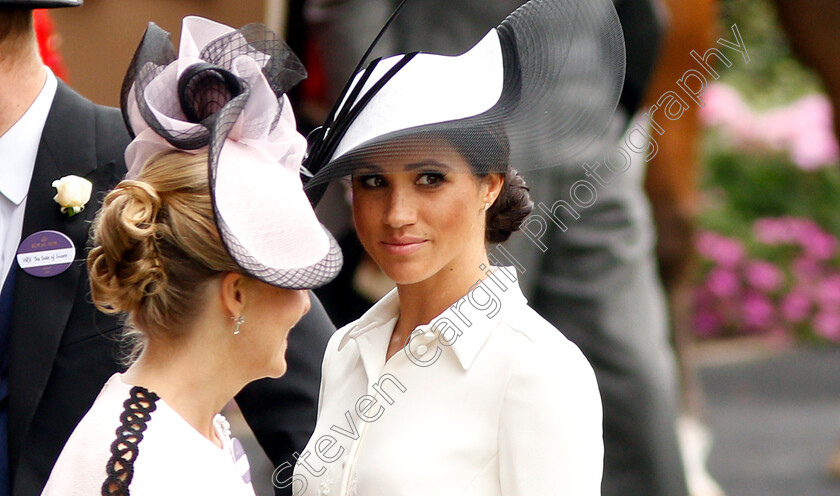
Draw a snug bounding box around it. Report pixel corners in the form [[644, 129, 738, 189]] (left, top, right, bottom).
[[121, 16, 341, 289]]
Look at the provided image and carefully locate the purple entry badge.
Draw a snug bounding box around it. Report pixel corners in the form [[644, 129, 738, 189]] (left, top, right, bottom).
[[16, 230, 76, 278]]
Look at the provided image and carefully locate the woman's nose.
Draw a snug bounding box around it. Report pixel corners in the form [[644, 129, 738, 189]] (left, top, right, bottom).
[[383, 187, 417, 228]]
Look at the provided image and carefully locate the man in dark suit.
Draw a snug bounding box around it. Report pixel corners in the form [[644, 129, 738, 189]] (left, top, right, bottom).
[[0, 3, 333, 495]]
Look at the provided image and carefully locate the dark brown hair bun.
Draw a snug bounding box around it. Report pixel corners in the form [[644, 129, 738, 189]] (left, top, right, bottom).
[[486, 168, 533, 243]]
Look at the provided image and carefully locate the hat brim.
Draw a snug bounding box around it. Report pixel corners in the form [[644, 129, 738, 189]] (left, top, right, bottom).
[[303, 0, 625, 194], [212, 141, 343, 290]]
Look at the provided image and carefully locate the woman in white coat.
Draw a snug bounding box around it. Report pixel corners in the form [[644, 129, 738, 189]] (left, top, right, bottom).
[[288, 0, 627, 494]]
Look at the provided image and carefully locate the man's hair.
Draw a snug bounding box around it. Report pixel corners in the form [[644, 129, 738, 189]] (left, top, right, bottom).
[[0, 8, 34, 45]]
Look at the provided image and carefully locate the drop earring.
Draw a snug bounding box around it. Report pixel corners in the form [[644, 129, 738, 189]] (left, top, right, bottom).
[[232, 315, 245, 335]]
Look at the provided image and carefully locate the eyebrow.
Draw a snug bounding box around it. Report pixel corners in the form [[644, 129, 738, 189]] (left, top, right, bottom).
[[353, 163, 382, 175], [404, 159, 451, 171], [353, 159, 452, 175]]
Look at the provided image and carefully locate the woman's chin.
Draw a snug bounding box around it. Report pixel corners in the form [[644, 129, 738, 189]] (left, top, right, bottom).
[[382, 267, 434, 286], [263, 344, 289, 379], [264, 361, 288, 379]]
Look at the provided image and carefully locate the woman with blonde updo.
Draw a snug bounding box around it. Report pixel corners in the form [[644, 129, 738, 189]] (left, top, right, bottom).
[[42, 17, 341, 496], [89, 152, 243, 353], [88, 151, 309, 375]]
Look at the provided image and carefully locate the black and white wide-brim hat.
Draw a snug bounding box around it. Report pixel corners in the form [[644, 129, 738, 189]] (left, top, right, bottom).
[[303, 0, 626, 197], [122, 16, 342, 289]]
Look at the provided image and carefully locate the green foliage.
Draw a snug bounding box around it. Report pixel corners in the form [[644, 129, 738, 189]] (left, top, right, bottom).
[[719, 0, 824, 107], [701, 138, 840, 234]]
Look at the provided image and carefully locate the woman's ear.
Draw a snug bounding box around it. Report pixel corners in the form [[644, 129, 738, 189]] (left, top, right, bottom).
[[220, 272, 246, 319], [483, 172, 505, 206]]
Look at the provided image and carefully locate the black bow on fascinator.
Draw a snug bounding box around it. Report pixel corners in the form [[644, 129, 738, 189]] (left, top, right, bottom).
[[301, 0, 626, 204], [121, 16, 342, 289]]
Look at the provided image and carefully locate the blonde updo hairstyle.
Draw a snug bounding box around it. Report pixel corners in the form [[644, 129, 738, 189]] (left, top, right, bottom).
[[88, 150, 240, 356]]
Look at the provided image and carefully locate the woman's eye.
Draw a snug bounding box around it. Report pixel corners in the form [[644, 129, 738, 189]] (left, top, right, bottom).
[[357, 175, 386, 189], [417, 172, 445, 186]]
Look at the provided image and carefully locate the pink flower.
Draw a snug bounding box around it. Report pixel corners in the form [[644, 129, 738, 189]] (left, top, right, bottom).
[[742, 291, 775, 329], [695, 231, 745, 267], [706, 268, 740, 298], [801, 231, 839, 261], [786, 95, 839, 169], [693, 308, 723, 337], [702, 84, 839, 170], [754, 218, 795, 245], [699, 83, 753, 129], [791, 130, 840, 170], [780, 290, 811, 323], [813, 310, 840, 341], [816, 275, 840, 306], [754, 217, 828, 249], [759, 110, 796, 152], [790, 218, 823, 244], [792, 256, 822, 283], [744, 260, 784, 292]]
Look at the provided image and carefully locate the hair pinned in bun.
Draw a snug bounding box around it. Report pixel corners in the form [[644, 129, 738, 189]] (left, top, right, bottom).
[[88, 180, 167, 315], [485, 168, 533, 243]]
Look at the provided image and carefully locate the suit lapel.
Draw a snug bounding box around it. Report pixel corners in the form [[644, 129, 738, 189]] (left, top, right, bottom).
[[6, 82, 112, 466]]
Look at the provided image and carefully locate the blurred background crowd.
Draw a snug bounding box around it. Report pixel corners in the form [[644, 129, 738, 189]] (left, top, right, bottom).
[[25, 0, 840, 495]]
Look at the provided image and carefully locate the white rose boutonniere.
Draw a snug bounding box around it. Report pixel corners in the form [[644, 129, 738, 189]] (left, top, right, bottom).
[[52, 175, 93, 217]]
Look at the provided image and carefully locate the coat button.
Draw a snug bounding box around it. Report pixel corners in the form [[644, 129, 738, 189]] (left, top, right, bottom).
[[319, 480, 331, 495], [416, 344, 428, 356]]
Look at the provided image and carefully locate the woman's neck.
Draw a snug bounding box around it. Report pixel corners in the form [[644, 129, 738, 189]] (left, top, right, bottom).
[[392, 245, 491, 344], [122, 332, 242, 448]]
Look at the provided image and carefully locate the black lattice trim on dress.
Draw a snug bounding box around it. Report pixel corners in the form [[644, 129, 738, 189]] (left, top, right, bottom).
[[101, 386, 160, 496]]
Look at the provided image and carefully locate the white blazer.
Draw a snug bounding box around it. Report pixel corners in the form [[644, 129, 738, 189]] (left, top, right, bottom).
[[291, 267, 603, 496]]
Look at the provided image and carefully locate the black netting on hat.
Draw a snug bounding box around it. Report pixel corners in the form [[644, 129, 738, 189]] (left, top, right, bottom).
[[199, 23, 307, 98], [121, 22, 307, 150], [302, 0, 625, 197]]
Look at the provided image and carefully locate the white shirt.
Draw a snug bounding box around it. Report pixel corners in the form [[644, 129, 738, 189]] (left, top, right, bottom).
[[293, 267, 603, 496], [42, 374, 256, 496], [0, 67, 57, 286]]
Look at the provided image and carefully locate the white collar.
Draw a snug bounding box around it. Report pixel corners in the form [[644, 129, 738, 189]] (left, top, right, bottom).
[[338, 266, 528, 372], [0, 67, 58, 205]]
